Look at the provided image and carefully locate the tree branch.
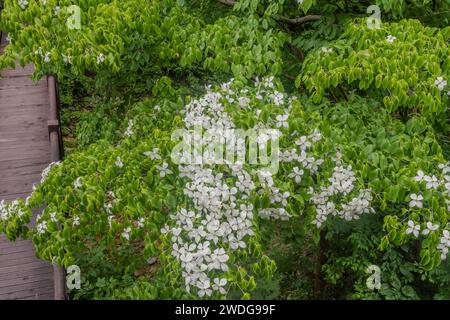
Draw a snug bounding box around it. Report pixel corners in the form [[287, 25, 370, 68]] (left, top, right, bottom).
[[216, 0, 321, 25], [217, 0, 236, 5], [276, 14, 322, 25]]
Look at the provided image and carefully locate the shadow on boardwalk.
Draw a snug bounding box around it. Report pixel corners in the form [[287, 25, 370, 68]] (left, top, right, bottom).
[[0, 32, 55, 299]]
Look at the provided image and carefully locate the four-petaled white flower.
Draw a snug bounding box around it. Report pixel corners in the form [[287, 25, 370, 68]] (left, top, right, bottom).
[[406, 220, 420, 238], [157, 162, 172, 177], [321, 47, 333, 53], [424, 175, 439, 189], [144, 148, 161, 160], [288, 167, 304, 184], [408, 193, 423, 208], [295, 136, 311, 150], [386, 35, 396, 43], [414, 170, 425, 182], [422, 222, 439, 235], [212, 278, 227, 295], [435, 76, 447, 92], [276, 114, 289, 128]]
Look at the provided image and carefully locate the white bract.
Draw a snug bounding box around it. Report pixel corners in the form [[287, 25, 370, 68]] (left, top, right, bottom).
[[406, 220, 420, 238], [409, 193, 423, 208], [435, 76, 447, 92], [386, 35, 396, 43]]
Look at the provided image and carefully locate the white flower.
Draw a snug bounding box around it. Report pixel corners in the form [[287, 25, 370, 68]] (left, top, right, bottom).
[[295, 136, 311, 150], [73, 216, 80, 226], [108, 215, 114, 227], [288, 167, 304, 184], [406, 220, 420, 238], [18, 0, 28, 9], [156, 162, 173, 177], [36, 221, 47, 235], [386, 35, 396, 43], [124, 120, 134, 137], [414, 170, 425, 182], [321, 47, 333, 53], [49, 212, 58, 223], [54, 6, 60, 15], [144, 148, 161, 160], [62, 54, 72, 64], [43, 52, 51, 63], [422, 222, 439, 235], [437, 230, 450, 260], [212, 278, 227, 295], [97, 53, 105, 64], [115, 156, 124, 168], [408, 193, 423, 208], [435, 76, 447, 92], [197, 278, 212, 297], [121, 227, 131, 241], [73, 177, 82, 189], [276, 114, 289, 128], [424, 175, 439, 189], [136, 218, 145, 228]]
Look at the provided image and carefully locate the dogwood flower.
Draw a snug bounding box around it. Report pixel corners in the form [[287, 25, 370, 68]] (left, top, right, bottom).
[[276, 114, 289, 128], [124, 120, 134, 137], [406, 220, 420, 238], [437, 230, 450, 260], [386, 35, 396, 43], [121, 227, 131, 241], [435, 76, 447, 92], [97, 53, 105, 64], [415, 170, 425, 182], [18, 0, 28, 9], [409, 193, 423, 208], [36, 221, 48, 235], [288, 167, 304, 183], [424, 175, 439, 189], [156, 162, 173, 177], [422, 222, 439, 235], [115, 156, 124, 168], [212, 278, 227, 294], [73, 216, 80, 226], [144, 148, 161, 160], [73, 177, 82, 189]]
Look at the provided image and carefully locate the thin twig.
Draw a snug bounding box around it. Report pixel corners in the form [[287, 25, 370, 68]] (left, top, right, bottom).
[[217, 0, 321, 25], [276, 14, 322, 25]]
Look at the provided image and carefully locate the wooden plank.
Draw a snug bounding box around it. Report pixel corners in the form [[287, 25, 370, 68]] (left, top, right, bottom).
[[0, 279, 54, 296], [0, 266, 52, 282], [0, 260, 52, 275], [0, 287, 54, 300], [0, 272, 53, 288]]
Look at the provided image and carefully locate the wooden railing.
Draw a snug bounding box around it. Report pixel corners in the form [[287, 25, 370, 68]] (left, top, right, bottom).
[[47, 75, 67, 300]]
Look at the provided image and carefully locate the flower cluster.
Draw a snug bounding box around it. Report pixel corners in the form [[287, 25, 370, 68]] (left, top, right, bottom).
[[165, 80, 258, 297], [406, 163, 450, 260], [0, 200, 25, 222]]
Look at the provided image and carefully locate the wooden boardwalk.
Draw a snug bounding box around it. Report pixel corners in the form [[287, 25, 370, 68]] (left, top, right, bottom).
[[0, 32, 55, 299]]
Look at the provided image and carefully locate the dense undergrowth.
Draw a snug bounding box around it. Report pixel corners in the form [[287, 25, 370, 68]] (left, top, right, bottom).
[[0, 0, 449, 300]]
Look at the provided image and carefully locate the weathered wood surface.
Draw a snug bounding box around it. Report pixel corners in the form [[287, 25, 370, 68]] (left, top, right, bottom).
[[0, 32, 55, 300]]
